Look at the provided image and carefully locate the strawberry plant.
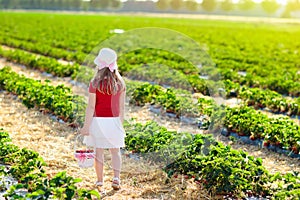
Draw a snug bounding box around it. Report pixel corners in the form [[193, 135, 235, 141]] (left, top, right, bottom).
[[0, 66, 85, 123], [0, 129, 100, 199]]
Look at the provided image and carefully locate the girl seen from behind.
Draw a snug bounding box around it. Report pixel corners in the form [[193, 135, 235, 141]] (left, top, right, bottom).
[[80, 48, 126, 193]]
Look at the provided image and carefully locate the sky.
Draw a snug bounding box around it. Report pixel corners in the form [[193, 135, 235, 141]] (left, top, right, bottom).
[[122, 0, 288, 5], [195, 0, 288, 5]]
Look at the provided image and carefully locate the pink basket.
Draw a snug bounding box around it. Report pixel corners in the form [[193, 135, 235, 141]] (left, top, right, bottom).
[[74, 135, 95, 168]]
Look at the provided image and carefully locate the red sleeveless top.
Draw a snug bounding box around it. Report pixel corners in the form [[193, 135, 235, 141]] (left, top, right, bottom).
[[89, 82, 122, 117]]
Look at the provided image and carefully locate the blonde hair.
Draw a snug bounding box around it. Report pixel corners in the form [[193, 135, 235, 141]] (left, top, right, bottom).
[[91, 68, 125, 95]]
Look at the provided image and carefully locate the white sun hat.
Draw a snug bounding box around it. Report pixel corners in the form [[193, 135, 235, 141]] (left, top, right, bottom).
[[94, 48, 118, 72]]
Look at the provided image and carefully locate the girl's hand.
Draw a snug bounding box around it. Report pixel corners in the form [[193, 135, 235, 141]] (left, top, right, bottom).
[[80, 126, 89, 136]]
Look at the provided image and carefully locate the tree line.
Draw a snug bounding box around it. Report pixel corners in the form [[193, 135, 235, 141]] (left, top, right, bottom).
[[0, 0, 121, 10], [0, 0, 300, 17], [158, 0, 300, 15]]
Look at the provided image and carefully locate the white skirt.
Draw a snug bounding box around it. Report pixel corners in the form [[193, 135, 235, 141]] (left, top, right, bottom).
[[83, 117, 126, 149]]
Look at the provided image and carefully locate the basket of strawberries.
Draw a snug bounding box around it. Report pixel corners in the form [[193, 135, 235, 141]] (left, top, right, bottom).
[[74, 135, 95, 168]]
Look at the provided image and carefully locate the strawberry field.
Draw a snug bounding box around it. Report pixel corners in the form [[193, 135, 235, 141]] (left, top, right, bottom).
[[0, 12, 300, 199]]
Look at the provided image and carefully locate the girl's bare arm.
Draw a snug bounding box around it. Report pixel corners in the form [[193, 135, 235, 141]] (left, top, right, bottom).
[[119, 89, 126, 124], [80, 93, 96, 135]]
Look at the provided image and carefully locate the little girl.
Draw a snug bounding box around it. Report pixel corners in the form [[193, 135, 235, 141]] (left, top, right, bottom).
[[80, 48, 126, 191]]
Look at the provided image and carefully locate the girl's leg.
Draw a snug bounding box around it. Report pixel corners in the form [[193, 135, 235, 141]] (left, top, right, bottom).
[[109, 148, 121, 178], [95, 148, 104, 183]]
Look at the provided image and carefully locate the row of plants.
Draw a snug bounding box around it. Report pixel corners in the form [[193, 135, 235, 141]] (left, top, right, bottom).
[[0, 33, 203, 78], [220, 68, 300, 97], [0, 66, 85, 123], [2, 64, 299, 159], [129, 82, 199, 118], [0, 77, 297, 199], [0, 45, 206, 93], [124, 120, 300, 199], [2, 13, 299, 98], [224, 106, 300, 155], [119, 49, 210, 94], [0, 33, 86, 63], [131, 81, 300, 155], [0, 46, 80, 77], [0, 38, 210, 94], [0, 46, 96, 86], [1, 15, 299, 100], [225, 79, 300, 116], [4, 43, 296, 122], [2, 37, 300, 121], [0, 129, 100, 199], [0, 47, 201, 120], [1, 12, 300, 95], [124, 81, 300, 158], [1, 65, 300, 198], [207, 27, 300, 97], [0, 13, 114, 54], [2, 31, 300, 118]]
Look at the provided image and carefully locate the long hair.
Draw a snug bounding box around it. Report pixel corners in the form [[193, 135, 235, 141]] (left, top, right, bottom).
[[91, 68, 125, 95]]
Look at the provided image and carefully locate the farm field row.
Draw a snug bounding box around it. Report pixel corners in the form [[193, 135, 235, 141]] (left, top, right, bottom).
[[1, 53, 300, 163], [0, 57, 299, 172], [0, 12, 299, 97], [1, 84, 300, 199], [1, 11, 300, 199], [0, 41, 299, 155], [1, 44, 300, 120], [0, 38, 300, 157], [1, 56, 300, 198], [1, 80, 300, 198], [1, 91, 210, 199]]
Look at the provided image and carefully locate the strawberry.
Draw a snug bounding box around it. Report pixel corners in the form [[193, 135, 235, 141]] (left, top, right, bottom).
[[292, 146, 299, 154], [263, 141, 270, 147]]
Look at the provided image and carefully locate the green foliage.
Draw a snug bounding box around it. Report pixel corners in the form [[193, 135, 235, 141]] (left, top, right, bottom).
[[224, 106, 300, 150], [125, 64, 192, 91], [170, 0, 184, 10], [156, 0, 169, 10], [1, 13, 299, 99], [0, 129, 100, 199], [220, 0, 235, 12], [238, 0, 255, 10], [0, 46, 80, 77], [167, 141, 271, 197], [125, 121, 300, 198], [0, 0, 121, 10], [0, 35, 86, 63], [201, 0, 217, 11], [185, 0, 199, 11], [224, 79, 300, 116], [2, 13, 300, 199], [0, 66, 85, 123], [129, 82, 198, 117], [261, 0, 280, 14]]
